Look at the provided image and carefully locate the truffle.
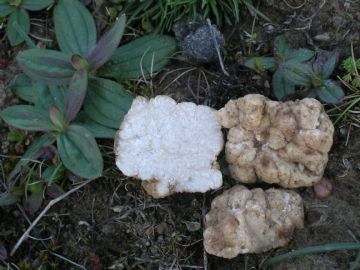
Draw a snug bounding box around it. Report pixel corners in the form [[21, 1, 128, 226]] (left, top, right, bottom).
[[114, 96, 224, 198], [203, 185, 304, 258], [218, 94, 334, 188]]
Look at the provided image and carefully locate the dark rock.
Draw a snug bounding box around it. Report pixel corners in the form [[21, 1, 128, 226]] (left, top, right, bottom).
[[173, 17, 225, 63]]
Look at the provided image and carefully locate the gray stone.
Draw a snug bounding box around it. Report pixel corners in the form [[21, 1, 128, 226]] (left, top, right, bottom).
[[173, 17, 225, 63]]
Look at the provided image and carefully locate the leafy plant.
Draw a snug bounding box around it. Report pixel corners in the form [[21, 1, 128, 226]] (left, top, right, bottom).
[[292, 50, 344, 104], [0, 159, 65, 212], [1, 0, 176, 180], [0, 0, 54, 46], [108, 0, 270, 33], [2, 70, 104, 179], [342, 56, 360, 88], [327, 49, 360, 126], [244, 35, 314, 99], [16, 0, 176, 126], [244, 35, 344, 104]]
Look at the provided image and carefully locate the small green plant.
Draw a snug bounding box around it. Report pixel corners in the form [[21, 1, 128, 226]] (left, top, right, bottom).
[[327, 49, 360, 125], [245, 35, 314, 99], [0, 0, 176, 181], [110, 0, 270, 33], [342, 56, 360, 88], [2, 70, 105, 179], [244, 35, 344, 104], [0, 160, 65, 213], [292, 49, 344, 104], [0, 0, 53, 46]]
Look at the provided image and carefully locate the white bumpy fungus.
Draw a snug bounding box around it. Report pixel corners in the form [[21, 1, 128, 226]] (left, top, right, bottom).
[[114, 96, 224, 198], [204, 185, 304, 258]]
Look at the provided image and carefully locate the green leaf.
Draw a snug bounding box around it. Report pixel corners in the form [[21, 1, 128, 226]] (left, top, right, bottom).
[[11, 74, 40, 103], [1, 105, 54, 131], [49, 85, 67, 111], [274, 35, 293, 60], [11, 20, 36, 48], [54, 0, 97, 56], [316, 80, 344, 104], [57, 124, 103, 179], [272, 70, 295, 100], [10, 186, 24, 197], [35, 84, 56, 111], [286, 48, 314, 62], [0, 192, 19, 206], [98, 35, 176, 79], [282, 61, 312, 86], [9, 133, 56, 179], [24, 191, 43, 214], [242, 0, 271, 22], [11, 76, 63, 111], [88, 14, 126, 70], [75, 113, 116, 138], [84, 77, 133, 128], [17, 49, 74, 85], [313, 50, 339, 79], [21, 0, 53, 11], [321, 50, 339, 79], [244, 57, 276, 73], [42, 163, 65, 186], [27, 179, 43, 194], [0, 0, 15, 16], [64, 69, 88, 122], [7, 8, 30, 46], [7, 130, 26, 142]]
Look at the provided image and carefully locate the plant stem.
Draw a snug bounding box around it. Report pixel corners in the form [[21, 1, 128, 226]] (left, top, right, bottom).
[[261, 242, 360, 269]]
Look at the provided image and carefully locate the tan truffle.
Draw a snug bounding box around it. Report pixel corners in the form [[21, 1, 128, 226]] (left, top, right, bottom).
[[203, 185, 304, 258], [218, 94, 334, 188]]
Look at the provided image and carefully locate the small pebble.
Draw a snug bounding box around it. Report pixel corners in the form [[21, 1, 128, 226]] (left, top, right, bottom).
[[313, 33, 331, 42], [183, 221, 201, 232], [313, 177, 333, 199]]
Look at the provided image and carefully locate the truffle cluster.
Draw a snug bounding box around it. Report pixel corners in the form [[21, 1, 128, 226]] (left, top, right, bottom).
[[115, 94, 335, 259], [218, 94, 334, 188]]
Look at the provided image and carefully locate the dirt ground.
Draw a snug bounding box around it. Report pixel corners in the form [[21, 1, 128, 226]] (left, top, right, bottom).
[[1, 0, 360, 269]]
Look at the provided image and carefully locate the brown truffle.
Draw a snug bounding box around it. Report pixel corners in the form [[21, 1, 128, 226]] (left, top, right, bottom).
[[218, 94, 334, 188], [203, 185, 304, 258]]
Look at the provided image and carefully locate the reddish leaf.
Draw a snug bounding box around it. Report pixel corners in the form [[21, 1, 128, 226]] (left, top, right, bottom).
[[87, 15, 126, 70], [49, 105, 66, 131], [89, 253, 103, 270], [46, 183, 64, 199], [64, 69, 88, 123], [0, 244, 8, 260], [0, 59, 8, 69], [35, 144, 58, 161], [71, 54, 90, 70]]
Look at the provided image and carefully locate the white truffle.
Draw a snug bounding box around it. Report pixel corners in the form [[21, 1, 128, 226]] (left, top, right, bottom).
[[114, 96, 224, 198], [203, 185, 304, 258], [218, 94, 334, 188]]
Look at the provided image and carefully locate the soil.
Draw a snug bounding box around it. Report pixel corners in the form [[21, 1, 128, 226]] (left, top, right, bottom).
[[1, 1, 360, 269]]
